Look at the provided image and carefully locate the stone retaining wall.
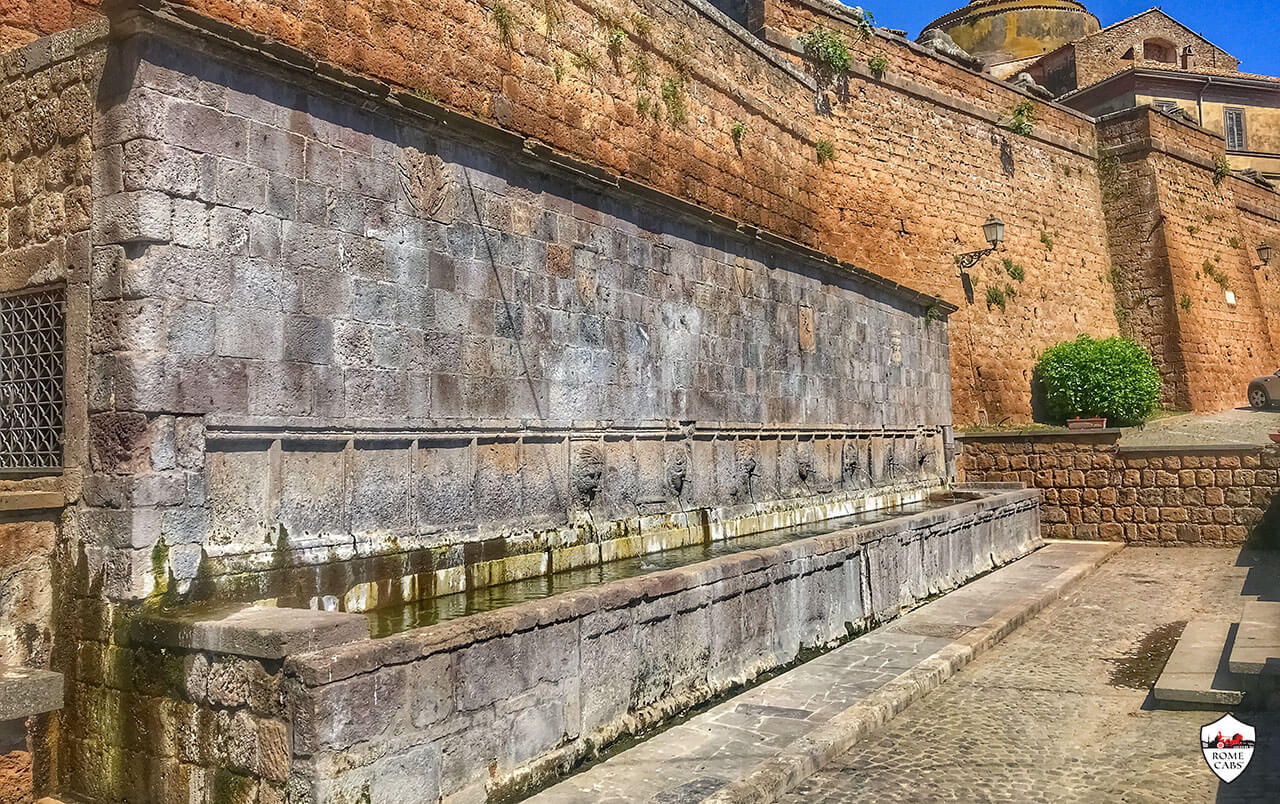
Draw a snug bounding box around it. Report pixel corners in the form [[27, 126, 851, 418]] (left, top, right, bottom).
[[104, 487, 1040, 804], [958, 430, 1279, 544]]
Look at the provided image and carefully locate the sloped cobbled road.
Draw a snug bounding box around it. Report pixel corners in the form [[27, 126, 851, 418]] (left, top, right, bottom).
[[782, 546, 1280, 803]]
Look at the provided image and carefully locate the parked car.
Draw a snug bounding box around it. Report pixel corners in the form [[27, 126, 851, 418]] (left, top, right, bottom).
[[1247, 370, 1280, 408]]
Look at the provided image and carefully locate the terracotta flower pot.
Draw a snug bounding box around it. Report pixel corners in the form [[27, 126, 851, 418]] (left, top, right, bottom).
[[1067, 416, 1108, 430], [1269, 432, 1280, 444]]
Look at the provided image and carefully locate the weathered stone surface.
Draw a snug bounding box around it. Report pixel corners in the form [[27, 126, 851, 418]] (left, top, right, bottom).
[[0, 667, 62, 721], [285, 488, 1041, 800], [133, 605, 369, 660]]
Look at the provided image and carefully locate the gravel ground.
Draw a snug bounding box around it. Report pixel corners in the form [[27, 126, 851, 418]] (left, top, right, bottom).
[[782, 547, 1280, 803], [1119, 409, 1280, 448]]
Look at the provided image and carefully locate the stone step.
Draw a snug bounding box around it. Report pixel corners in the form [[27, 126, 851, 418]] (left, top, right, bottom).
[[1152, 618, 1244, 707], [0, 666, 63, 722], [1229, 600, 1280, 676]]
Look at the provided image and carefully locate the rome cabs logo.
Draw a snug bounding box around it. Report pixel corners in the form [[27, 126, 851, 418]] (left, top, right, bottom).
[[1200, 713, 1255, 783]]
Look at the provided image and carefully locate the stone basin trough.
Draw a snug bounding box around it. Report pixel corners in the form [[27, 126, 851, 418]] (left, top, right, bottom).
[[124, 485, 1040, 803]]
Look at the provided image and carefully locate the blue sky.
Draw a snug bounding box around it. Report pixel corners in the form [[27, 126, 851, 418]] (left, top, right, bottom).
[[854, 0, 1280, 76]]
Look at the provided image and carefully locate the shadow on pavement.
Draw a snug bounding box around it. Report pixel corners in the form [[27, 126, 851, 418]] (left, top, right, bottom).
[[1217, 709, 1280, 801]]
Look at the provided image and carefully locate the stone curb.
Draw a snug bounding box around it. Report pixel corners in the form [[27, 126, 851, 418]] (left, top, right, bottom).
[[700, 540, 1125, 804]]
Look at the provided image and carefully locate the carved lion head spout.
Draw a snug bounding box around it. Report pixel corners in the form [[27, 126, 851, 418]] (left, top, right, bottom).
[[573, 443, 606, 504]]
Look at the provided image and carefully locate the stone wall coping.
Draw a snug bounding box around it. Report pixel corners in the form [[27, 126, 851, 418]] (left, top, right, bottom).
[[957, 428, 1123, 441], [0, 17, 108, 78], [108, 0, 958, 317], [773, 0, 1099, 125], [281, 488, 1039, 687], [0, 491, 65, 512], [132, 603, 369, 660], [1115, 442, 1264, 455], [761, 27, 1097, 160], [1097, 103, 1280, 202], [0, 666, 63, 721]]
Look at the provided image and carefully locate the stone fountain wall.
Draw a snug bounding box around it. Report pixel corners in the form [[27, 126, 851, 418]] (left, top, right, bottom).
[[80, 15, 954, 611]]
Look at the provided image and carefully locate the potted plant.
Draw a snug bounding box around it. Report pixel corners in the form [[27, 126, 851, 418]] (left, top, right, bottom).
[[1067, 416, 1108, 430]]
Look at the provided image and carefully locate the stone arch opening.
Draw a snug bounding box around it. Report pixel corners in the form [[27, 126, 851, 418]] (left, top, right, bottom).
[[1143, 38, 1178, 63]]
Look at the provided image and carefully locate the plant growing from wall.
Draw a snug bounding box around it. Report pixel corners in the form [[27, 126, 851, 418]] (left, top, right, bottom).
[[815, 139, 836, 165], [412, 87, 440, 104], [1229, 236, 1241, 249], [1187, 225, 1199, 235], [1096, 152, 1122, 201], [1204, 260, 1230, 290], [629, 13, 652, 36], [848, 6, 877, 38], [925, 303, 944, 325], [800, 27, 852, 88], [492, 1, 518, 50], [868, 53, 889, 78], [1002, 258, 1026, 282], [660, 76, 688, 126], [1213, 155, 1232, 185], [1034, 335, 1161, 426], [607, 28, 627, 67], [572, 49, 601, 75], [630, 51, 652, 88], [539, 0, 563, 33], [1005, 100, 1035, 136], [985, 285, 1007, 311], [1179, 293, 1193, 312], [730, 121, 748, 148], [553, 60, 565, 83], [1039, 229, 1054, 251], [636, 94, 652, 119]]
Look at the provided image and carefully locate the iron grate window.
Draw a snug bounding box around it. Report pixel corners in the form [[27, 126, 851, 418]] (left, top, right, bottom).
[[0, 286, 65, 474]]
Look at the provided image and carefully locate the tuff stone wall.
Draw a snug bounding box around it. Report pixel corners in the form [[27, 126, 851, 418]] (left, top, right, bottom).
[[0, 0, 101, 52], [0, 20, 106, 803], [745, 0, 1122, 425], [1097, 107, 1280, 413], [958, 432, 1279, 545]]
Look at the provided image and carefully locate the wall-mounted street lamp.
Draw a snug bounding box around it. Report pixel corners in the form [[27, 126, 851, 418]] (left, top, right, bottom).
[[1252, 241, 1272, 270], [954, 215, 1006, 275]]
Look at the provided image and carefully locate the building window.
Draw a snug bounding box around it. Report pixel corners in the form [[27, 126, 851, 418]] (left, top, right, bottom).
[[0, 286, 65, 474], [1225, 107, 1247, 151]]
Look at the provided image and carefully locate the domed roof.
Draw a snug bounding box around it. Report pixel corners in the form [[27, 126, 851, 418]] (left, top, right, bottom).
[[920, 0, 1100, 73]]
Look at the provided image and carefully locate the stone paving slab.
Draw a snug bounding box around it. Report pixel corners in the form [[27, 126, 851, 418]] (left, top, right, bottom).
[[1153, 618, 1244, 706], [530, 540, 1122, 804], [1229, 600, 1280, 676], [779, 546, 1280, 804]]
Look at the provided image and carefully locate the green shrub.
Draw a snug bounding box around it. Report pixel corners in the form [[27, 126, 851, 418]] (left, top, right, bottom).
[[867, 53, 889, 78], [800, 27, 852, 86], [1034, 335, 1161, 426], [1213, 155, 1231, 186], [1006, 100, 1035, 136]]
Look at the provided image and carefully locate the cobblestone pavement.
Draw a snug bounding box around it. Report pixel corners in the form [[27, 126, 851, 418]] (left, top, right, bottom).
[[532, 542, 1117, 804], [1119, 408, 1280, 448], [783, 547, 1280, 803]]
